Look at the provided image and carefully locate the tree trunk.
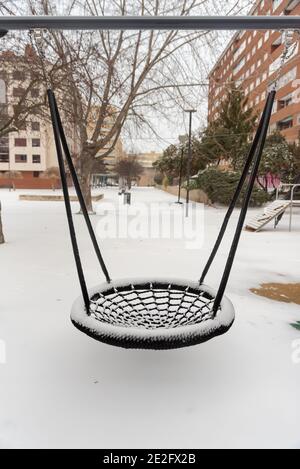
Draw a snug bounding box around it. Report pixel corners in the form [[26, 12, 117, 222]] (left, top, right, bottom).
[[0, 201, 5, 244], [80, 157, 93, 213]]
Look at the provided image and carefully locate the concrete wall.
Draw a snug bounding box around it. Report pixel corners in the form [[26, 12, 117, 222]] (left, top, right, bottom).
[[0, 175, 61, 189]]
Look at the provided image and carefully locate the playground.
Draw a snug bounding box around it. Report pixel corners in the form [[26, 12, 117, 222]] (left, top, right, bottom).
[[0, 187, 299, 449]]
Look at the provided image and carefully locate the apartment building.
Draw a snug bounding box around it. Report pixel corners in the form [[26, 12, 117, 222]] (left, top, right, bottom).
[[0, 50, 56, 188], [208, 0, 300, 144], [0, 49, 123, 189]]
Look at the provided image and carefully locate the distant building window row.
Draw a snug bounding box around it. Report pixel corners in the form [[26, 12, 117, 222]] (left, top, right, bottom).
[[212, 14, 298, 84], [14, 138, 40, 147], [11, 121, 40, 132], [15, 154, 41, 164], [13, 87, 40, 98]]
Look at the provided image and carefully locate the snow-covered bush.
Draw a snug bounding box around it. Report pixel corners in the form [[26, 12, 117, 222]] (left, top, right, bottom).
[[196, 168, 269, 207]]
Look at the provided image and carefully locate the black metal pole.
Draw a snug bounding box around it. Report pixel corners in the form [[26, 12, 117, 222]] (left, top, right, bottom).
[[0, 16, 300, 31], [176, 148, 184, 205], [51, 91, 111, 284], [213, 90, 276, 314], [185, 110, 196, 218], [199, 91, 272, 285], [47, 89, 90, 313]]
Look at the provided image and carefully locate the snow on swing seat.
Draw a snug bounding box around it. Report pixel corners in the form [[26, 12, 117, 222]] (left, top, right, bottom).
[[71, 278, 235, 349]]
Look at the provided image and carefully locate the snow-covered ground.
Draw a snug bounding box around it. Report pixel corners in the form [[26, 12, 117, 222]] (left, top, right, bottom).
[[0, 187, 299, 449]]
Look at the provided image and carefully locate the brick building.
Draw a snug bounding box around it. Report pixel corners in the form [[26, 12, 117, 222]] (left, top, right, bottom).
[[208, 0, 300, 144]]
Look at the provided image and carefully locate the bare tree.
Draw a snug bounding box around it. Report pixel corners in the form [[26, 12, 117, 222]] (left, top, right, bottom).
[[25, 0, 219, 210], [9, 0, 251, 212], [115, 155, 144, 190], [42, 166, 60, 190]]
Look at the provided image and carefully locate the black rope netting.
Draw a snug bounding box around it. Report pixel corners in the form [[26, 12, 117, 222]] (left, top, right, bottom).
[[89, 283, 218, 330]]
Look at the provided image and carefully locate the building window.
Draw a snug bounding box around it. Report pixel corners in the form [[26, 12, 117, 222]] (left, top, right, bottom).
[[31, 89, 39, 98], [31, 121, 40, 131], [33, 171, 40, 178], [14, 138, 27, 147], [233, 40, 246, 62], [32, 154, 41, 164], [0, 154, 9, 163], [12, 71, 23, 80], [271, 35, 282, 53], [17, 121, 27, 131], [15, 154, 27, 163], [32, 138, 40, 147], [233, 57, 245, 75], [277, 117, 293, 131], [0, 78, 6, 104], [13, 87, 24, 97], [278, 67, 297, 89], [278, 94, 293, 110], [0, 136, 9, 162]]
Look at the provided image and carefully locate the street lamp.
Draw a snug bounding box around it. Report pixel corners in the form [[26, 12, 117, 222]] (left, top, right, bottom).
[[184, 109, 196, 217], [175, 146, 184, 205]]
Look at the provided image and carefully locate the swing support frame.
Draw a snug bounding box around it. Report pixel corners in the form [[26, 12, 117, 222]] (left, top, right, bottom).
[[1, 15, 297, 348], [0, 15, 300, 31]]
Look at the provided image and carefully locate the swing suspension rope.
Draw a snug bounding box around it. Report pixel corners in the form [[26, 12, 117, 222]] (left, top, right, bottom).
[[29, 27, 294, 348]]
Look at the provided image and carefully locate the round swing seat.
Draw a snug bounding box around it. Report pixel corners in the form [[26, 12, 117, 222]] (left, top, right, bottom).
[[71, 278, 235, 350]]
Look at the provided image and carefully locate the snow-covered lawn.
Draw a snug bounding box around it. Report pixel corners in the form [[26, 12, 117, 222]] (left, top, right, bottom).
[[0, 187, 299, 449]]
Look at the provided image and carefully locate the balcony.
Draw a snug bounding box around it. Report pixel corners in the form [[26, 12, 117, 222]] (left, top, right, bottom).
[[285, 0, 300, 13], [277, 116, 293, 131]]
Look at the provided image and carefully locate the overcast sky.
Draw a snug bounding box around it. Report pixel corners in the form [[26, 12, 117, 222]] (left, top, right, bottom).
[[121, 0, 256, 153]]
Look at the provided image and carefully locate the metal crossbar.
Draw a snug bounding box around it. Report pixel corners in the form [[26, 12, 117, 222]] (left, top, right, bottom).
[[0, 15, 300, 31]]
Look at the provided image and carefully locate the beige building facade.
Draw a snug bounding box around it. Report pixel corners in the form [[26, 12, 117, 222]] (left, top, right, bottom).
[[0, 51, 124, 189]]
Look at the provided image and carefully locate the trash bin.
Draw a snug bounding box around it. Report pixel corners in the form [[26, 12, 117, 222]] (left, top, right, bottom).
[[123, 192, 131, 205]]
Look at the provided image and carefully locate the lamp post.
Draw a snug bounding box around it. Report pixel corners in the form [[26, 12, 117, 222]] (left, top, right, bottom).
[[175, 147, 184, 204], [184, 109, 196, 217]]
